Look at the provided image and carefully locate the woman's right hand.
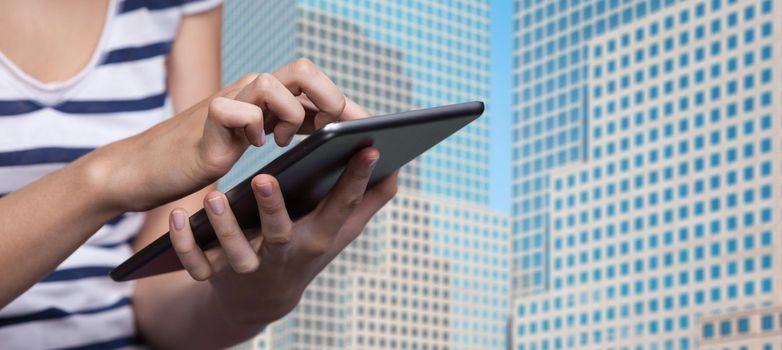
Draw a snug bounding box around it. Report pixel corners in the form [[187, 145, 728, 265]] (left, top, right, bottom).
[[87, 58, 353, 212]]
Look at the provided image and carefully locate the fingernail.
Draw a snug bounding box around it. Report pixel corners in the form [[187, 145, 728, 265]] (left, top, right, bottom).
[[256, 181, 273, 197], [367, 157, 378, 169], [259, 131, 266, 146], [207, 197, 225, 215], [172, 211, 185, 230]]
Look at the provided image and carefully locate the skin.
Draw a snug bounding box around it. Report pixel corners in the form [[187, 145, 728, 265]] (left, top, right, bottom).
[[0, 1, 397, 349]]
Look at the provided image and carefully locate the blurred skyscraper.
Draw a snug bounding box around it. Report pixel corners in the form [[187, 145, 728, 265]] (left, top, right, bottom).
[[510, 0, 680, 297], [221, 1, 509, 349], [512, 0, 781, 349]]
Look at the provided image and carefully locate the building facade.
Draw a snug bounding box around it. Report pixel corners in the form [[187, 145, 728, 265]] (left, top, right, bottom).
[[339, 192, 509, 349], [511, 0, 685, 298], [221, 1, 508, 349], [699, 307, 782, 350], [512, 0, 781, 349]]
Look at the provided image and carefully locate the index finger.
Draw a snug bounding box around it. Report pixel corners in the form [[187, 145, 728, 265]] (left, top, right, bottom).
[[295, 96, 370, 135], [339, 97, 369, 121], [273, 58, 346, 127]]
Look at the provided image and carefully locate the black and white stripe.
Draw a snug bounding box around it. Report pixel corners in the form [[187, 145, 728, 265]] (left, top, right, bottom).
[[0, 0, 222, 348]]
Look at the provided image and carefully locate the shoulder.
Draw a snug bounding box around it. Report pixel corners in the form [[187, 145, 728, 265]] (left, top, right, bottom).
[[118, 0, 222, 17], [107, 0, 223, 57]]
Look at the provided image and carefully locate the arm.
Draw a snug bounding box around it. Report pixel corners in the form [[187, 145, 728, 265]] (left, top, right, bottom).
[[0, 13, 240, 309], [0, 152, 122, 307], [0, 3, 241, 308], [0, 5, 317, 311], [132, 6, 266, 348], [131, 9, 397, 349], [0, 5, 226, 305]]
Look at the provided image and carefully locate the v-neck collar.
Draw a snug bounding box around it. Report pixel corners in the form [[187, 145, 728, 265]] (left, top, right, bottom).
[[0, 0, 118, 106]]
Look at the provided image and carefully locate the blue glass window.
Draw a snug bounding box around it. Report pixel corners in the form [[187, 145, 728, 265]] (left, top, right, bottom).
[[720, 320, 731, 335], [738, 318, 749, 333], [762, 315, 774, 331], [703, 323, 714, 338]]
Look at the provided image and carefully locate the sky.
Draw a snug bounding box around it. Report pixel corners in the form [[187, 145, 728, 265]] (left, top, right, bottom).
[[489, 0, 513, 214]]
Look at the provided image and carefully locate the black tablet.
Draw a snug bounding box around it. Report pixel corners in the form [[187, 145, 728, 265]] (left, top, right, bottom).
[[110, 101, 484, 281]]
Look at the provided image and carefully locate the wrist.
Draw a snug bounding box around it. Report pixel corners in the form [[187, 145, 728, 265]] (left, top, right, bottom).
[[71, 145, 131, 214], [209, 281, 301, 326], [209, 285, 271, 330]]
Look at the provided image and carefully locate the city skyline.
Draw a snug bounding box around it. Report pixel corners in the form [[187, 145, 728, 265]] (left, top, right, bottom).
[[219, 0, 782, 349]]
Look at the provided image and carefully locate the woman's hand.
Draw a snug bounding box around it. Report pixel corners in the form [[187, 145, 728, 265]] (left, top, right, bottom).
[[87, 58, 348, 212], [168, 149, 398, 325]]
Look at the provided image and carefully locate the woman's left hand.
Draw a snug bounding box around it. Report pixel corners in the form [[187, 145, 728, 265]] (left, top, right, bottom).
[[167, 147, 398, 325]]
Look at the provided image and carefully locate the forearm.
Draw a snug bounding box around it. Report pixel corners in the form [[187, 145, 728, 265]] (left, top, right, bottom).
[[134, 273, 265, 349], [0, 153, 119, 307]]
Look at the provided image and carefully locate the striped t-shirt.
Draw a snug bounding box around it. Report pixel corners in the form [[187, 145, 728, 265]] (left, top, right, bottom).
[[0, 0, 221, 348]]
